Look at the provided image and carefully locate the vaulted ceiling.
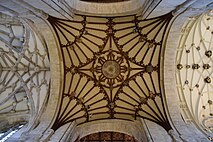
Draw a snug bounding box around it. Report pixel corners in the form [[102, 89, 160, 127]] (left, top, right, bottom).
[[176, 12, 213, 133], [0, 0, 213, 141], [0, 13, 50, 120], [48, 12, 173, 131]]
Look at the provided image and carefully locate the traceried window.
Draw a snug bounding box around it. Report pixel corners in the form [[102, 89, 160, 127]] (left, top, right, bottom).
[[0, 124, 24, 142]]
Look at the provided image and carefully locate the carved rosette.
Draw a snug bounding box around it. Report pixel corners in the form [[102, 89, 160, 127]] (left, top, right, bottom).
[[93, 51, 129, 88]]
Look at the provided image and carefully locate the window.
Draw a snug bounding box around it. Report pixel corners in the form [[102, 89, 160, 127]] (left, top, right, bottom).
[[0, 124, 24, 142]]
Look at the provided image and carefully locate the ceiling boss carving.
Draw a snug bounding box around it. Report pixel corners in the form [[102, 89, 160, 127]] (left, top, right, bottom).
[[101, 60, 121, 79], [94, 51, 129, 88], [48, 12, 173, 131]]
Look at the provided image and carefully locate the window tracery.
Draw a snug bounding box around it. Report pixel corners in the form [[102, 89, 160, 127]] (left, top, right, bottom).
[[0, 124, 24, 142]]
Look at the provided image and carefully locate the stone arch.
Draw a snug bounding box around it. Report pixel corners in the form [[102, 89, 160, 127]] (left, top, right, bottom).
[[2, 12, 64, 141], [18, 14, 64, 136], [69, 119, 148, 142]]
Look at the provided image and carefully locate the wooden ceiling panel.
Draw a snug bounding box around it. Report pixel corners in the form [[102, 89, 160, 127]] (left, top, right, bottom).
[[48, 12, 174, 131]]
